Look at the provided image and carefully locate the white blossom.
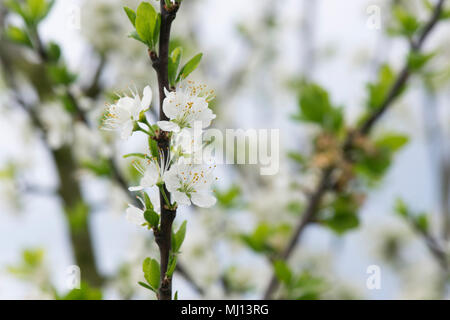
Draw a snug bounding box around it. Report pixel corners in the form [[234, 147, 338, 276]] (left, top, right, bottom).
[[163, 162, 216, 208], [128, 153, 170, 191], [157, 82, 215, 133], [102, 86, 152, 139]]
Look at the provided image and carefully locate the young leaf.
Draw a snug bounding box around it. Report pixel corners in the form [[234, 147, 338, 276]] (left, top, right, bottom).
[[177, 53, 203, 81], [322, 194, 359, 235], [366, 65, 396, 110], [138, 281, 156, 292], [135, 2, 157, 48], [392, 6, 420, 37], [168, 47, 182, 87], [123, 153, 148, 159], [174, 291, 179, 300], [143, 258, 160, 290], [152, 14, 161, 50], [144, 209, 159, 228], [28, 0, 46, 20], [128, 31, 147, 45], [123, 6, 136, 27], [375, 133, 409, 152], [274, 260, 292, 285], [47, 42, 61, 62], [415, 214, 429, 233], [166, 255, 177, 278], [407, 52, 435, 72], [5, 26, 32, 47], [142, 192, 155, 211], [149, 138, 159, 158], [172, 220, 187, 253], [4, 0, 25, 17], [293, 83, 343, 132], [47, 65, 77, 85]]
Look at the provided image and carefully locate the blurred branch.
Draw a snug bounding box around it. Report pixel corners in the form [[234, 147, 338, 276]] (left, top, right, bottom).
[[83, 53, 107, 99], [263, 0, 447, 300]]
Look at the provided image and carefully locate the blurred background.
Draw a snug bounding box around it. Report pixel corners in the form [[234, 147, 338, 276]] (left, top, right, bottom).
[[0, 0, 449, 299]]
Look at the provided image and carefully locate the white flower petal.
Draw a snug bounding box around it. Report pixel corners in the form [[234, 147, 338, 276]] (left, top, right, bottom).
[[157, 121, 180, 133], [191, 192, 216, 208], [163, 168, 181, 192], [172, 191, 191, 206], [120, 120, 134, 139], [141, 161, 159, 187], [148, 188, 161, 213], [128, 186, 144, 192], [117, 97, 135, 113], [126, 205, 146, 226], [141, 85, 152, 111]]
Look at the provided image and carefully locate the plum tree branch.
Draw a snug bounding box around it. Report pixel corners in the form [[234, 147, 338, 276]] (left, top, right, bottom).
[[149, 0, 180, 301]]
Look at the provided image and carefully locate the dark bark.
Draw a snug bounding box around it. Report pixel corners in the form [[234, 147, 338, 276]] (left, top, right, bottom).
[[150, 1, 180, 300]]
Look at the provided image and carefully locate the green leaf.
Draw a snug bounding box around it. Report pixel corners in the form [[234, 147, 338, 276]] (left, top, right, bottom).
[[240, 223, 273, 253], [4, 0, 25, 17], [143, 258, 160, 290], [152, 14, 161, 49], [166, 255, 177, 278], [415, 214, 429, 233], [274, 260, 292, 285], [144, 209, 159, 228], [294, 272, 326, 300], [168, 47, 182, 87], [27, 0, 46, 19], [287, 151, 307, 166], [149, 138, 159, 158], [47, 65, 77, 85], [394, 198, 409, 218], [47, 42, 61, 62], [143, 192, 155, 211], [366, 65, 395, 110], [215, 185, 241, 209], [123, 153, 148, 159], [322, 195, 359, 234], [375, 133, 409, 152], [138, 281, 155, 292], [135, 2, 157, 48], [174, 291, 178, 300], [21, 0, 55, 24], [392, 6, 420, 37], [407, 52, 435, 72], [177, 53, 203, 81], [23, 249, 44, 266], [172, 221, 187, 253], [61, 282, 102, 300], [128, 31, 147, 45], [293, 83, 343, 132], [123, 6, 136, 27], [5, 26, 32, 47]]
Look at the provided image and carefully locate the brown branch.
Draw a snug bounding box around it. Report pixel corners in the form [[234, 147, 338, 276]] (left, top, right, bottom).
[[263, 0, 447, 299], [150, 0, 180, 301]]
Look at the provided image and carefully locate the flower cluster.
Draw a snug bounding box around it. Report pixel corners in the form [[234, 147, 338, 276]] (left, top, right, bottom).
[[103, 82, 217, 227]]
